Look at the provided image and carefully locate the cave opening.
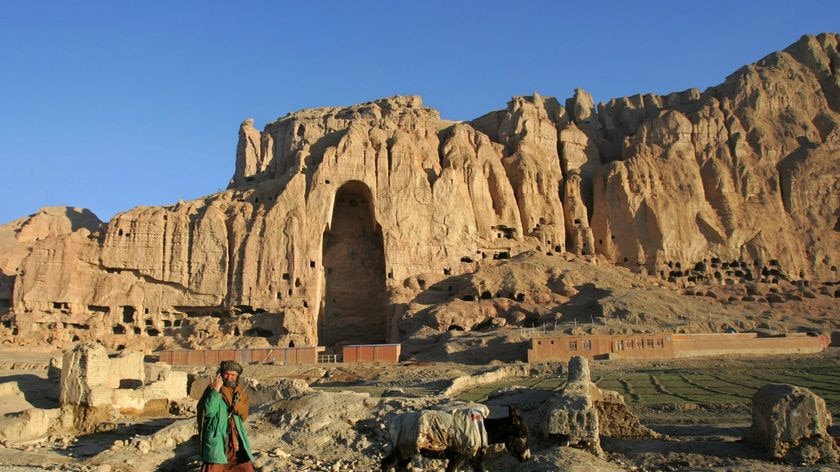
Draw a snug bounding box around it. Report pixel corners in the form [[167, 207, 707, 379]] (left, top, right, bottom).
[[318, 181, 387, 347]]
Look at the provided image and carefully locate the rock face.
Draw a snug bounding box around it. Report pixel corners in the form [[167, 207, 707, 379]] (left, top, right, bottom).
[[747, 383, 840, 464], [3, 34, 839, 349], [0, 207, 102, 330]]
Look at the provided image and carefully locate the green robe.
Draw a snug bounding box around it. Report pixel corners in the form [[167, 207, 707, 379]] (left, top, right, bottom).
[[200, 389, 254, 464]]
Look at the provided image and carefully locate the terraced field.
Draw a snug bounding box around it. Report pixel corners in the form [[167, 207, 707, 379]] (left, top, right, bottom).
[[457, 353, 840, 423]]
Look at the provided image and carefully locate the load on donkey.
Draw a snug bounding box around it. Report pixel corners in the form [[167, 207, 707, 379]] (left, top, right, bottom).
[[382, 404, 530, 472]]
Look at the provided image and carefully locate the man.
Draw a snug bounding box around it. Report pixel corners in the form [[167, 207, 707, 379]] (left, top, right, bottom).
[[198, 360, 254, 472]]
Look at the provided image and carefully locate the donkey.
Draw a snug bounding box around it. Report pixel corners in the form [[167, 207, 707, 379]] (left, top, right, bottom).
[[381, 405, 530, 472]]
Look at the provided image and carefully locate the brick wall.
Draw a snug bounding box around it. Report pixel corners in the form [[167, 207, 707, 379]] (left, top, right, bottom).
[[527, 332, 825, 363], [342, 344, 401, 364], [158, 346, 323, 366]]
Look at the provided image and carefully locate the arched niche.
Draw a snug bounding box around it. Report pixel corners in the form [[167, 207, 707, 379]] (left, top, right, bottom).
[[318, 181, 387, 347]]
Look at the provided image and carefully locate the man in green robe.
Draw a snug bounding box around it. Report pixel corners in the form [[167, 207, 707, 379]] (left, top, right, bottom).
[[199, 360, 254, 472]]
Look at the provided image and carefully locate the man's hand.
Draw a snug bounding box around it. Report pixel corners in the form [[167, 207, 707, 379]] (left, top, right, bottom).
[[211, 373, 223, 392]]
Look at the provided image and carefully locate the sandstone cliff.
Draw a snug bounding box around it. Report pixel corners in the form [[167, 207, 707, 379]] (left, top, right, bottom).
[[3, 34, 838, 350]]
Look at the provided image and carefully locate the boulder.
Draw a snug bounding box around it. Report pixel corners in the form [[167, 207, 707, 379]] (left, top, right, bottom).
[[747, 383, 840, 464]]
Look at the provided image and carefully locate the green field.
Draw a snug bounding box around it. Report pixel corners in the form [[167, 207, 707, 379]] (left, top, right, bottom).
[[456, 365, 840, 417]]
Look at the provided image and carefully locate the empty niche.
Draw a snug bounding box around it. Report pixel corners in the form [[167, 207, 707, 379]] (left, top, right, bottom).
[[122, 306, 136, 323], [318, 180, 387, 347], [88, 305, 110, 314], [244, 327, 273, 338]]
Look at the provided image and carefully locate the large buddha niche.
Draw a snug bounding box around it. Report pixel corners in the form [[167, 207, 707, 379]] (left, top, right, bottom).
[[318, 181, 387, 347]]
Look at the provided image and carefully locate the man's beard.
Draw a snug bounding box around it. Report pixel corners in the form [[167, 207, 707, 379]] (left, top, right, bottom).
[[223, 378, 238, 388]]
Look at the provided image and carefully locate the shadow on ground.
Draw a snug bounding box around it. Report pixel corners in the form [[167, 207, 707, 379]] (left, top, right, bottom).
[[0, 374, 59, 409]]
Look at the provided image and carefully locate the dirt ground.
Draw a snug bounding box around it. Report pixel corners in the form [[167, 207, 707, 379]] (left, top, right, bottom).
[[1, 345, 839, 471]]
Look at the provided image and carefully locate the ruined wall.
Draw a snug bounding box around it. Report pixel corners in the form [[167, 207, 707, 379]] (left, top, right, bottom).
[[6, 34, 839, 349], [60, 342, 189, 414]]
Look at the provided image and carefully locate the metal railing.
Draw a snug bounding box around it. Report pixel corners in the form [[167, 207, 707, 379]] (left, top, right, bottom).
[[318, 354, 342, 363]]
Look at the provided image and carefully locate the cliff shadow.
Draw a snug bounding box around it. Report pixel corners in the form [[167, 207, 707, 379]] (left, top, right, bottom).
[[410, 273, 472, 305], [556, 283, 612, 321], [0, 374, 59, 410], [305, 129, 346, 197]]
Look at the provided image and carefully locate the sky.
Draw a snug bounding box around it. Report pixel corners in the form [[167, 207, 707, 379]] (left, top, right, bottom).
[[1, 1, 837, 224]]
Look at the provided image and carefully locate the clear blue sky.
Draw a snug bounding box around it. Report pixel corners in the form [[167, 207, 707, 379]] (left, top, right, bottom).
[[1, 1, 837, 224]]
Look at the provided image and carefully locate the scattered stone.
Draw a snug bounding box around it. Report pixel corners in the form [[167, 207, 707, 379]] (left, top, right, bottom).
[[270, 447, 290, 458]]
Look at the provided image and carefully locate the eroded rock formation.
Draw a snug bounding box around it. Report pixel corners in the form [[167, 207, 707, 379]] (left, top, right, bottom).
[[538, 356, 659, 456], [2, 34, 838, 350], [747, 383, 840, 465]]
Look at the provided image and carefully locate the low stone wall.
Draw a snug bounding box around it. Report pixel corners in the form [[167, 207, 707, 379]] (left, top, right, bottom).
[[441, 364, 529, 397]]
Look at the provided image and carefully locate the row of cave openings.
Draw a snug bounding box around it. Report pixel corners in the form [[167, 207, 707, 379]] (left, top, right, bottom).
[[656, 257, 800, 285]]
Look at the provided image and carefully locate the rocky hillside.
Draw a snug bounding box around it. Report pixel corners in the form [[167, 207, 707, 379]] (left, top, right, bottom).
[[1, 33, 837, 351]]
